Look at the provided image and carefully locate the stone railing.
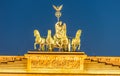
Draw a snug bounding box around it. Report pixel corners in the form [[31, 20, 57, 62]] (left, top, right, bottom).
[[0, 56, 25, 63], [87, 56, 120, 66]]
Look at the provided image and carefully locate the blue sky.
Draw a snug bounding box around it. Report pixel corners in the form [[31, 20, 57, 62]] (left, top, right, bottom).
[[0, 0, 120, 56]]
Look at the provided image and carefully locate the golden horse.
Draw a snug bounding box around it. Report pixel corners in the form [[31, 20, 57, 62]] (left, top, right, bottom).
[[34, 29, 45, 51], [61, 23, 69, 51], [46, 30, 54, 51], [72, 29, 82, 52]]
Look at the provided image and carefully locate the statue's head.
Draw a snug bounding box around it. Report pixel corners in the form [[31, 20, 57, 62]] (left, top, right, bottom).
[[56, 21, 62, 26], [59, 21, 62, 25]]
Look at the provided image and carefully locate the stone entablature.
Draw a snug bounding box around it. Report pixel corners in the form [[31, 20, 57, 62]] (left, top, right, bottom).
[[24, 51, 87, 73], [0, 55, 120, 66], [0, 54, 120, 75], [0, 55, 120, 67]]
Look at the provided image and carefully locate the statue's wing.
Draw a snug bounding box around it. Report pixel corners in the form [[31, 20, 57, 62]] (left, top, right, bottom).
[[58, 5, 63, 11], [53, 5, 58, 11]]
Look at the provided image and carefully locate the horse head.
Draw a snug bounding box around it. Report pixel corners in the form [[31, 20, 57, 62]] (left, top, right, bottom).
[[76, 29, 82, 38], [34, 29, 40, 37], [47, 30, 52, 37]]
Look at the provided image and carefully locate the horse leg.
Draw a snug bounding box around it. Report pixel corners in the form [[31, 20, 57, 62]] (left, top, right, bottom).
[[72, 44, 76, 52], [78, 44, 81, 51], [59, 46, 62, 52], [49, 44, 52, 52], [40, 44, 43, 51], [34, 43, 36, 49], [47, 44, 50, 51], [43, 44, 45, 51], [63, 45, 67, 52], [38, 44, 41, 51], [68, 42, 71, 52], [46, 45, 48, 51]]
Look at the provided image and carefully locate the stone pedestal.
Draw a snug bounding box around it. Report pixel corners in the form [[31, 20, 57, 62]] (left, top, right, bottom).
[[24, 51, 87, 73]]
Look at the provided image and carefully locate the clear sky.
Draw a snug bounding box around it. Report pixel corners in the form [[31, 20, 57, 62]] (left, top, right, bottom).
[[0, 0, 120, 56]]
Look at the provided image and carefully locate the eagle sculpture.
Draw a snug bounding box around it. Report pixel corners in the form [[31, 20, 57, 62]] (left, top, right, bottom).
[[53, 5, 63, 12]]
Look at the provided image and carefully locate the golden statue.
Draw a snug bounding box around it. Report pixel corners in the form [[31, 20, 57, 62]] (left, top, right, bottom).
[[61, 29, 69, 51], [52, 5, 71, 51], [34, 29, 45, 51], [33, 5, 82, 52], [61, 22, 70, 51], [54, 21, 65, 38], [72, 29, 82, 52], [53, 21, 69, 51], [53, 5, 63, 21], [46, 30, 54, 51], [53, 5, 63, 12]]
